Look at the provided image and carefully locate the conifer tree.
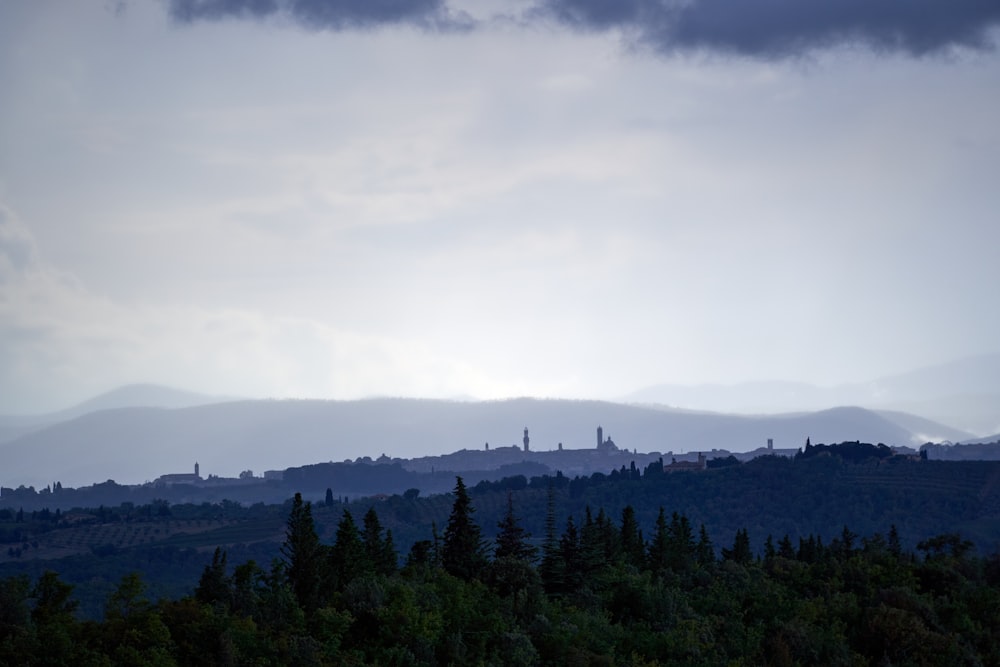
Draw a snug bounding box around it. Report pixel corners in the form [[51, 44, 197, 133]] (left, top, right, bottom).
[[362, 507, 397, 575], [329, 509, 365, 591], [560, 515, 583, 591], [696, 523, 715, 566], [195, 547, 230, 606], [281, 492, 322, 613], [722, 528, 752, 564], [776, 534, 795, 559], [494, 492, 537, 562], [539, 484, 564, 594], [620, 505, 645, 569], [888, 524, 902, 558], [442, 476, 487, 580], [647, 507, 669, 575]]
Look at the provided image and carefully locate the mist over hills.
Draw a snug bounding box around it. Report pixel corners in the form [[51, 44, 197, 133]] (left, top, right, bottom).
[[624, 353, 1000, 436], [2, 354, 996, 490], [0, 384, 231, 444], [0, 396, 968, 490]]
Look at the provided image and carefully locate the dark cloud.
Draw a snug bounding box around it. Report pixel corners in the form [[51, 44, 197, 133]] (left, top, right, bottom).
[[169, 0, 279, 23], [167, 0, 472, 31], [533, 0, 1000, 57], [167, 0, 1000, 57]]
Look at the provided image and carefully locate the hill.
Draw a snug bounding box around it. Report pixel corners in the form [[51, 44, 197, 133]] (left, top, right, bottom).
[[0, 397, 961, 489], [625, 353, 1000, 436], [0, 384, 232, 444]]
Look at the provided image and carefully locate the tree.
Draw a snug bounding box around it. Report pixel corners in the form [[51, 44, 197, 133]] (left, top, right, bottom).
[[494, 492, 537, 562], [539, 484, 564, 594], [442, 476, 487, 580], [560, 516, 583, 592], [281, 492, 323, 613], [329, 509, 365, 591], [696, 524, 715, 566], [362, 506, 397, 575], [195, 546, 230, 606], [619, 505, 645, 569], [648, 507, 670, 575], [722, 528, 752, 564]]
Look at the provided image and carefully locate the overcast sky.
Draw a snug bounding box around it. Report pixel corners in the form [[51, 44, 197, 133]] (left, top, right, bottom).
[[1, 0, 999, 414]]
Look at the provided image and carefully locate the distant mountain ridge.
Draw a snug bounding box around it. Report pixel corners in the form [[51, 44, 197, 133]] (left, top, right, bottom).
[[624, 353, 1000, 436], [0, 397, 968, 490], [0, 384, 234, 444]]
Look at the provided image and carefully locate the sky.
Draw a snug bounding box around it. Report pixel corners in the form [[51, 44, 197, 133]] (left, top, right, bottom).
[[1, 0, 999, 415]]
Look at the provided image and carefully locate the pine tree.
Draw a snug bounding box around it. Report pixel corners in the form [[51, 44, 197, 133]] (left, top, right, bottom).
[[195, 547, 230, 606], [560, 516, 583, 591], [777, 534, 796, 560], [696, 524, 715, 566], [329, 509, 365, 591], [539, 484, 564, 594], [281, 492, 322, 613], [666, 511, 695, 572], [647, 507, 669, 575], [362, 506, 397, 575], [722, 528, 752, 564], [888, 524, 902, 558], [620, 505, 645, 569], [442, 476, 487, 580], [494, 492, 538, 562]]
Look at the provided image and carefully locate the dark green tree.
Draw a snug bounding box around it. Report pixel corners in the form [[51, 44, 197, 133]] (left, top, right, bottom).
[[362, 506, 397, 575], [647, 507, 670, 575], [888, 524, 902, 558], [281, 492, 323, 613], [329, 508, 365, 591], [723, 528, 752, 564], [442, 476, 487, 580], [619, 505, 645, 569], [195, 546, 230, 606], [539, 484, 564, 594], [560, 516, 583, 592], [494, 492, 537, 562], [697, 523, 715, 567]]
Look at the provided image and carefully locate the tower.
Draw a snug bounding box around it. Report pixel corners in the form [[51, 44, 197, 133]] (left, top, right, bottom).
[[597, 426, 603, 449], [195, 462, 200, 478], [523, 427, 530, 452]]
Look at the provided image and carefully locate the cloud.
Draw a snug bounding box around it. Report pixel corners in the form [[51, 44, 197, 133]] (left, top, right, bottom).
[[534, 0, 1000, 57], [167, 0, 474, 31], [0, 206, 38, 279], [167, 0, 1000, 57], [0, 204, 498, 413]]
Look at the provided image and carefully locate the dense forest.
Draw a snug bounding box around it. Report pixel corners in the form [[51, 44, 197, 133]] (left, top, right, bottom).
[[3, 474, 1000, 665], [3, 444, 1000, 664]]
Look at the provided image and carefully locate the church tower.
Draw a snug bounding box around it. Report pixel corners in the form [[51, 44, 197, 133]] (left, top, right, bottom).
[[597, 426, 603, 449], [195, 462, 200, 478], [523, 427, 530, 452]]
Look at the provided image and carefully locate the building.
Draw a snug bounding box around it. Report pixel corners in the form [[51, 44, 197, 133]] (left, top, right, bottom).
[[664, 453, 706, 472], [155, 462, 202, 486]]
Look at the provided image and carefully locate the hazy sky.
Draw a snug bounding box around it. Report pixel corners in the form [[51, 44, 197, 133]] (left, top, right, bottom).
[[2, 0, 999, 414]]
